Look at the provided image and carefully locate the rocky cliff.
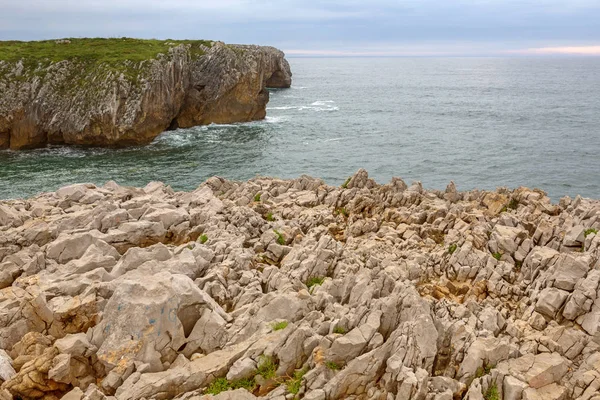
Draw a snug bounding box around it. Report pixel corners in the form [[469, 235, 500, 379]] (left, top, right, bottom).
[[0, 39, 292, 150], [1, 170, 599, 400]]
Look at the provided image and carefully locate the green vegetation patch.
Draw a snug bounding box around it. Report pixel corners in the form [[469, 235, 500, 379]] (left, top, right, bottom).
[[484, 383, 500, 400], [0, 38, 212, 64], [199, 234, 208, 244], [341, 177, 352, 189], [334, 207, 349, 217], [476, 363, 494, 378], [585, 228, 598, 237], [306, 276, 325, 290], [492, 252, 502, 261], [273, 230, 285, 245], [266, 212, 275, 222], [333, 326, 347, 334], [0, 38, 213, 85], [254, 193, 262, 202], [286, 368, 308, 395], [205, 377, 257, 395], [326, 361, 341, 370], [257, 355, 277, 379], [448, 244, 458, 254], [271, 321, 289, 331]]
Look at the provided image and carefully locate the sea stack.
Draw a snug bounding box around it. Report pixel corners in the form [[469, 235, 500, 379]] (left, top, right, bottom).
[[0, 39, 292, 150]]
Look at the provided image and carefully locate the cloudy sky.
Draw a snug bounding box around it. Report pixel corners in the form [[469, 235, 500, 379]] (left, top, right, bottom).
[[1, 0, 599, 56]]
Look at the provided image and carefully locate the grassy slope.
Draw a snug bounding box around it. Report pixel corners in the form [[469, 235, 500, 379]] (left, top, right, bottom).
[[0, 38, 214, 89], [0, 38, 213, 64]]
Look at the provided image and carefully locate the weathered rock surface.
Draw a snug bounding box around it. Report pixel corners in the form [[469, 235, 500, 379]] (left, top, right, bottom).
[[1, 170, 600, 399], [0, 40, 292, 149]]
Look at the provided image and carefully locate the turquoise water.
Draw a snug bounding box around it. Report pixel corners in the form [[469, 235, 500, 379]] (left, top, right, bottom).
[[1, 57, 599, 200]]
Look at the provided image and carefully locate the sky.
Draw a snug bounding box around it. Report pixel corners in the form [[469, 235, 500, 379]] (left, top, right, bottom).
[[1, 0, 599, 56]]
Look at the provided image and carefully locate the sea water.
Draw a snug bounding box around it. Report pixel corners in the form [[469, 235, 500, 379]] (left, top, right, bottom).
[[1, 57, 599, 200]]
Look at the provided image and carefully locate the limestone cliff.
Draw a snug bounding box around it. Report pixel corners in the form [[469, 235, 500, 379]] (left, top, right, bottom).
[[0, 40, 292, 149]]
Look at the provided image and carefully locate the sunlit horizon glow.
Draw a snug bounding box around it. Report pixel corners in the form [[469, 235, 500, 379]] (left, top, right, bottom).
[[286, 45, 600, 57], [515, 46, 600, 55]]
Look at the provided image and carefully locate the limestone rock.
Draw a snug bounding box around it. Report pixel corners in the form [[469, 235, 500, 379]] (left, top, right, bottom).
[[0, 172, 600, 399], [0, 41, 292, 150]]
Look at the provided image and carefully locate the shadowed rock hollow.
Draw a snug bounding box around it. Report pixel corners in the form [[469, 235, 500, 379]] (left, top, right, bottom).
[[0, 170, 599, 400], [0, 39, 292, 150]]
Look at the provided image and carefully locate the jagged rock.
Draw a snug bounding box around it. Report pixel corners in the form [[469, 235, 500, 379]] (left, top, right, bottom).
[[563, 225, 585, 247], [535, 288, 569, 318], [522, 383, 567, 400], [0, 350, 16, 382], [1, 173, 600, 399], [0, 205, 23, 228], [3, 346, 70, 399]]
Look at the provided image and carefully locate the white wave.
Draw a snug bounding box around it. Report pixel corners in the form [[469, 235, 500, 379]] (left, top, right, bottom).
[[311, 100, 335, 106], [324, 137, 343, 142], [268, 105, 339, 112], [265, 116, 288, 123], [267, 106, 297, 110]]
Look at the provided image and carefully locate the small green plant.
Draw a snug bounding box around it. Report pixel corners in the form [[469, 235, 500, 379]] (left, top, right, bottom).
[[257, 355, 277, 379], [266, 212, 275, 222], [515, 260, 523, 271], [271, 321, 289, 331], [500, 206, 508, 213], [205, 377, 231, 395], [492, 252, 502, 261], [585, 228, 598, 237], [254, 193, 261, 202], [484, 383, 500, 400], [286, 368, 308, 394], [333, 326, 347, 334], [205, 376, 257, 395], [448, 244, 458, 254], [306, 276, 325, 290], [508, 198, 519, 209], [326, 361, 341, 370], [232, 378, 257, 392], [273, 230, 285, 245], [341, 177, 351, 189], [475, 364, 494, 378], [334, 207, 349, 217], [199, 234, 208, 244]]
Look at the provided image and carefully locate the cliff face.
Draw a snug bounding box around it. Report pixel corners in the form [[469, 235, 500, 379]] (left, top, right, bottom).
[[0, 41, 292, 150]]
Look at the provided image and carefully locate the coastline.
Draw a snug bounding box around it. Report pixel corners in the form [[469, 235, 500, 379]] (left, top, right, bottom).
[[0, 38, 292, 150]]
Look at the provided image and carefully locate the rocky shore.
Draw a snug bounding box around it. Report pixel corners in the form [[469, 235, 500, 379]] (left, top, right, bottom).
[[0, 170, 599, 400], [0, 39, 291, 149]]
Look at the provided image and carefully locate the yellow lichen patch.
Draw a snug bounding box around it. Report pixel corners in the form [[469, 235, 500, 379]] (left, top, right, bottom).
[[313, 346, 325, 366], [481, 192, 509, 215], [418, 279, 488, 303], [98, 340, 143, 373]]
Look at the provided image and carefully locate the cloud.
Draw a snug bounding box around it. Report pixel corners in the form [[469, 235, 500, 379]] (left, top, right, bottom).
[[0, 0, 599, 56]]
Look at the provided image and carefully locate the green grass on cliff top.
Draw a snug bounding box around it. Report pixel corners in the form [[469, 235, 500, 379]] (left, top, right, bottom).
[[0, 38, 213, 64]]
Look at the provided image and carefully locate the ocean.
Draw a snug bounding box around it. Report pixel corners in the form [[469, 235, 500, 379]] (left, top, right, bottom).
[[1, 57, 599, 200]]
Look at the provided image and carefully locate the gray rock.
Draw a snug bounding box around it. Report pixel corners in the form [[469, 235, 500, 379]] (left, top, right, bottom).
[[535, 288, 569, 318]]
